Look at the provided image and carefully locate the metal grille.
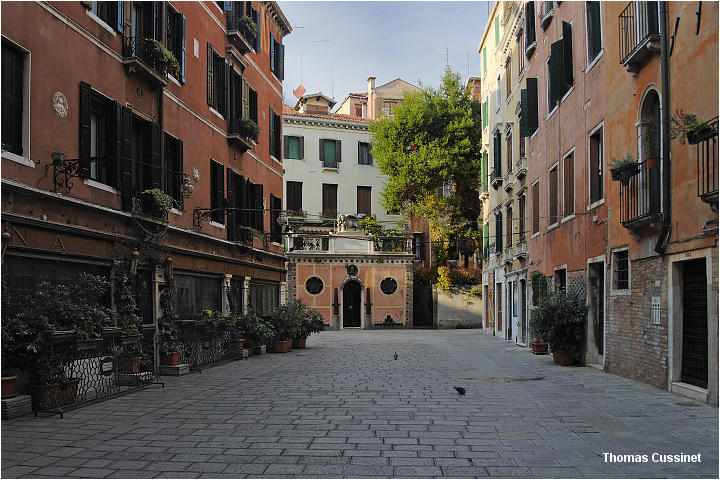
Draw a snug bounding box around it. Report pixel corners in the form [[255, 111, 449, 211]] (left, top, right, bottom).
[[177, 321, 245, 372], [618, 1, 659, 65], [615, 251, 629, 290], [681, 260, 708, 389], [697, 117, 718, 201]]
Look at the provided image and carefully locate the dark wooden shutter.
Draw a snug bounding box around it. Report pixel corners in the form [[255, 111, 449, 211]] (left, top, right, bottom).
[[357, 186, 371, 216], [549, 40, 564, 108], [588, 2, 601, 59], [254, 9, 261, 53], [299, 136, 304, 159], [335, 139, 341, 163], [278, 43, 285, 80], [496, 212, 502, 251], [2, 43, 24, 156], [117, 2, 124, 32], [214, 161, 225, 224], [562, 21, 573, 87], [249, 87, 257, 123], [319, 139, 324, 166], [274, 111, 281, 157], [270, 33, 275, 74], [227, 169, 235, 240], [79, 82, 92, 177], [357, 142, 362, 164], [219, 59, 228, 116], [368, 145, 373, 165], [109, 101, 122, 189], [268, 108, 275, 157], [207, 44, 214, 107], [150, 122, 161, 188], [283, 135, 289, 158], [241, 77, 249, 120], [287, 181, 302, 211], [180, 14, 186, 83], [241, 178, 251, 227], [526, 78, 539, 132], [176, 138, 184, 210], [519, 89, 529, 138], [120, 106, 133, 204], [255, 183, 264, 231]]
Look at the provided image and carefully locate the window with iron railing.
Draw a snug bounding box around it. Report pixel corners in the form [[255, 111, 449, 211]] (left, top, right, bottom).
[[618, 1, 659, 66], [697, 117, 719, 204]]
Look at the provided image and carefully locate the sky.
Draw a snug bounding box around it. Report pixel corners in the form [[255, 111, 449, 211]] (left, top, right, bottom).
[[277, 1, 491, 108]]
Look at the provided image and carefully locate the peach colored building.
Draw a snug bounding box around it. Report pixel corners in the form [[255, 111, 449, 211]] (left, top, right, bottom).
[[525, 0, 608, 364], [336, 77, 420, 119], [604, 1, 718, 404]]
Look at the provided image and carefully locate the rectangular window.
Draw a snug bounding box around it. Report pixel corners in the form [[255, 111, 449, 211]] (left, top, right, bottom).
[[531, 273, 547, 306], [269, 33, 284, 80], [586, 1, 602, 62], [284, 135, 303, 159], [269, 194, 282, 243], [517, 33, 525, 74], [354, 104, 363, 117], [554, 268, 567, 293], [549, 166, 558, 226], [174, 274, 222, 318], [322, 183, 338, 217], [506, 131, 513, 172], [249, 283, 278, 315], [269, 108, 281, 159], [614, 250, 629, 290], [357, 186, 371, 217], [505, 61, 511, 100], [519, 133, 526, 159], [493, 131, 502, 177], [518, 195, 526, 240], [494, 16, 499, 45], [532, 182, 540, 234], [413, 233, 425, 261], [481, 152, 488, 192], [563, 151, 574, 218], [166, 5, 185, 82], [164, 133, 183, 209], [589, 127, 603, 204], [526, 78, 539, 134], [358, 142, 373, 165], [483, 222, 489, 258], [548, 22, 574, 110], [91, 1, 120, 30], [482, 48, 487, 74], [207, 45, 227, 115], [210, 159, 224, 224], [89, 94, 108, 183], [2, 39, 25, 156], [320, 139, 340, 168], [482, 99, 488, 128], [495, 211, 503, 252], [495, 74, 501, 110], [383, 101, 397, 116], [506, 206, 513, 248], [286, 181, 302, 212]]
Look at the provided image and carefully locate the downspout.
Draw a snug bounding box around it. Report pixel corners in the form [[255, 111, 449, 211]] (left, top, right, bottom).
[[655, 1, 672, 255]]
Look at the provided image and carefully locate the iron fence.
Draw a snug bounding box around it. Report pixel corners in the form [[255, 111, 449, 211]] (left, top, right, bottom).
[[697, 117, 718, 202], [176, 321, 245, 372], [122, 35, 170, 77], [619, 159, 660, 225], [618, 1, 659, 65]]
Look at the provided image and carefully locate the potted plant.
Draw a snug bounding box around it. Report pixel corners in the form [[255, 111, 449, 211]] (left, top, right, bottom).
[[141, 188, 178, 218], [545, 291, 588, 366], [145, 37, 181, 78], [159, 280, 181, 365], [266, 302, 301, 353], [293, 301, 325, 348], [610, 154, 639, 185], [671, 110, 718, 145], [529, 306, 550, 355], [237, 311, 274, 355]]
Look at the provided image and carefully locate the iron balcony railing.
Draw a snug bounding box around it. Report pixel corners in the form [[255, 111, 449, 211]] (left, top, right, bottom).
[[618, 1, 659, 66], [121, 35, 170, 77], [620, 159, 661, 226], [375, 237, 412, 253], [697, 117, 719, 204], [226, 15, 258, 51]]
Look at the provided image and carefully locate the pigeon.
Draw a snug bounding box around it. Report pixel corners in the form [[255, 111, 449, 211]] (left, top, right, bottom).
[[393, 352, 398, 360], [454, 386, 466, 395]]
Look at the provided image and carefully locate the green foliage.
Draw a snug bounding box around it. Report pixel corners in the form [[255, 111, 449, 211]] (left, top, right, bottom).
[[236, 310, 275, 347], [264, 299, 325, 341], [437, 266, 482, 292], [143, 188, 178, 215], [239, 15, 260, 36], [414, 267, 439, 286], [370, 67, 483, 231], [532, 291, 588, 351], [468, 286, 482, 298], [670, 110, 714, 145], [145, 38, 181, 78], [358, 216, 383, 237], [159, 279, 180, 354], [609, 154, 638, 183], [236, 118, 260, 142]]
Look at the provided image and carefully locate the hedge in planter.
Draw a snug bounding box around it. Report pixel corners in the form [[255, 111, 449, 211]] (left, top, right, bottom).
[[544, 291, 588, 366]]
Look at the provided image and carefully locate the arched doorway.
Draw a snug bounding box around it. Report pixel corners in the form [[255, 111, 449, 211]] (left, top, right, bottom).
[[342, 280, 362, 327]]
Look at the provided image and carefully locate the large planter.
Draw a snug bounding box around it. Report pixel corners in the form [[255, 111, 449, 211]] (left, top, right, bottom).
[[2, 375, 18, 399], [530, 342, 548, 355], [117, 356, 142, 374], [76, 338, 103, 355], [252, 345, 266, 355], [102, 326, 123, 339], [27, 378, 81, 410], [272, 340, 292, 353], [160, 351, 181, 366], [292, 337, 307, 349], [552, 350, 574, 366], [687, 126, 717, 145]]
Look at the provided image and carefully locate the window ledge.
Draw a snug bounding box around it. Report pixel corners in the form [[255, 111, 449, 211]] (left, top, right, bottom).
[[561, 85, 575, 104], [547, 105, 558, 120], [209, 221, 226, 229], [323, 167, 339, 172], [84, 179, 116, 193], [170, 208, 183, 216], [168, 74, 182, 87], [561, 213, 575, 224], [531, 232, 540, 239], [586, 50, 604, 75], [86, 9, 117, 36], [587, 198, 605, 210], [610, 289, 632, 296], [209, 106, 225, 120], [2, 151, 35, 168], [546, 222, 558, 232]]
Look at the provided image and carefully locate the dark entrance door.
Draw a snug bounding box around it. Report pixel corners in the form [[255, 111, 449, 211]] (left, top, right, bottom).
[[681, 259, 708, 388], [343, 280, 361, 327], [413, 284, 434, 328], [589, 262, 605, 355]]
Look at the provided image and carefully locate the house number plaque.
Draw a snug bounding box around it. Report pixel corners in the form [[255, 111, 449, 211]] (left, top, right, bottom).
[[100, 356, 114, 377]]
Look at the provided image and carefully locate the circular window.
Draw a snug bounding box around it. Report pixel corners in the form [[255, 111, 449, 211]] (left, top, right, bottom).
[[346, 264, 358, 276], [380, 277, 398, 295], [305, 276, 324, 295]]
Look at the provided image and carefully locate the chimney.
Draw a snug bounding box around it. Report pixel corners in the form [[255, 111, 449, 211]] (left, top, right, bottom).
[[367, 76, 376, 120]]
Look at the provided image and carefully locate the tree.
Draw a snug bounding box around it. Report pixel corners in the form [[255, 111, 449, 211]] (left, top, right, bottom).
[[370, 67, 483, 257]]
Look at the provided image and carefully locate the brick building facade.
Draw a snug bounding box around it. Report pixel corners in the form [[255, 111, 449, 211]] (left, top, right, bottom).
[[1, 2, 291, 321]]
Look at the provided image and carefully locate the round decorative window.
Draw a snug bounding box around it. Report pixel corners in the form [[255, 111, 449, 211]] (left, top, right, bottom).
[[346, 264, 358, 276], [305, 276, 324, 295], [380, 277, 398, 295]]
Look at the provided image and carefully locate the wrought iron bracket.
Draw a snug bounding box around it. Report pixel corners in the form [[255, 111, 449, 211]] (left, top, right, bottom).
[[51, 152, 105, 193]]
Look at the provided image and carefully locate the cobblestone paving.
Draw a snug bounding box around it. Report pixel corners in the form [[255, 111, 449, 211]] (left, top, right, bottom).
[[2, 330, 718, 478]]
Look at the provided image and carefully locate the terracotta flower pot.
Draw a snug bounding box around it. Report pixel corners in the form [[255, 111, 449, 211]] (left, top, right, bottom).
[[273, 340, 292, 353], [2, 375, 17, 399], [160, 351, 181, 366], [646, 155, 659, 169], [530, 342, 548, 355], [117, 356, 142, 373], [235, 338, 245, 350], [27, 378, 81, 410], [553, 350, 574, 366], [292, 337, 307, 349]]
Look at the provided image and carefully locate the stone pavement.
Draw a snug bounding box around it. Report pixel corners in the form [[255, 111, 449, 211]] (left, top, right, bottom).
[[2, 330, 718, 479]]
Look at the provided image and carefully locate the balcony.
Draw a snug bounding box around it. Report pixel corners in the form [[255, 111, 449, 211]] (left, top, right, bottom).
[[504, 248, 513, 264], [121, 35, 170, 87], [620, 159, 661, 230], [374, 237, 412, 254], [618, 1, 660, 73], [525, 3, 537, 58], [226, 14, 258, 56], [540, 1, 554, 30], [289, 235, 329, 252], [227, 118, 258, 152], [490, 169, 503, 190], [128, 191, 169, 225], [515, 240, 527, 260], [515, 160, 527, 180], [696, 117, 719, 210]]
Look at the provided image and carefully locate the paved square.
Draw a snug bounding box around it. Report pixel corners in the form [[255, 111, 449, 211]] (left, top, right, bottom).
[[2, 330, 718, 478]]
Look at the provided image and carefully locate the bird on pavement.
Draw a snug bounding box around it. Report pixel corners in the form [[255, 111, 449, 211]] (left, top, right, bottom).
[[393, 352, 398, 360], [454, 386, 466, 395]]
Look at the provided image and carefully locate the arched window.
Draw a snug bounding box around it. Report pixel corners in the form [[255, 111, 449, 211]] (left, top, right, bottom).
[[636, 89, 662, 218], [640, 90, 661, 162]]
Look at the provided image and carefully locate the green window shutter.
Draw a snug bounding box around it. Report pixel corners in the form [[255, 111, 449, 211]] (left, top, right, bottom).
[[587, 2, 602, 60], [481, 152, 488, 191], [482, 100, 488, 127], [335, 140, 341, 163], [562, 21, 574, 87], [549, 40, 564, 108], [494, 17, 499, 45], [526, 78, 539, 132], [482, 48, 486, 73], [519, 89, 529, 138], [268, 108, 275, 156]]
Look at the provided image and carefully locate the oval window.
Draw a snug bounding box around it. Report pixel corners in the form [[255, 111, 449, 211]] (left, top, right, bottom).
[[380, 277, 398, 295], [305, 276, 324, 295]]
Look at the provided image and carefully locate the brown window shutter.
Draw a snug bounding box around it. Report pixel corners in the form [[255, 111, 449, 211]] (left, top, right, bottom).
[[79, 82, 91, 177], [319, 139, 324, 165], [207, 44, 214, 107], [299, 136, 304, 159], [283, 135, 289, 159], [335, 139, 341, 163], [357, 142, 361, 164]]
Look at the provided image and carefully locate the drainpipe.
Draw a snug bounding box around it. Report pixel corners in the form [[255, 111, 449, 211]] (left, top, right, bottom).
[[655, 1, 672, 255]]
